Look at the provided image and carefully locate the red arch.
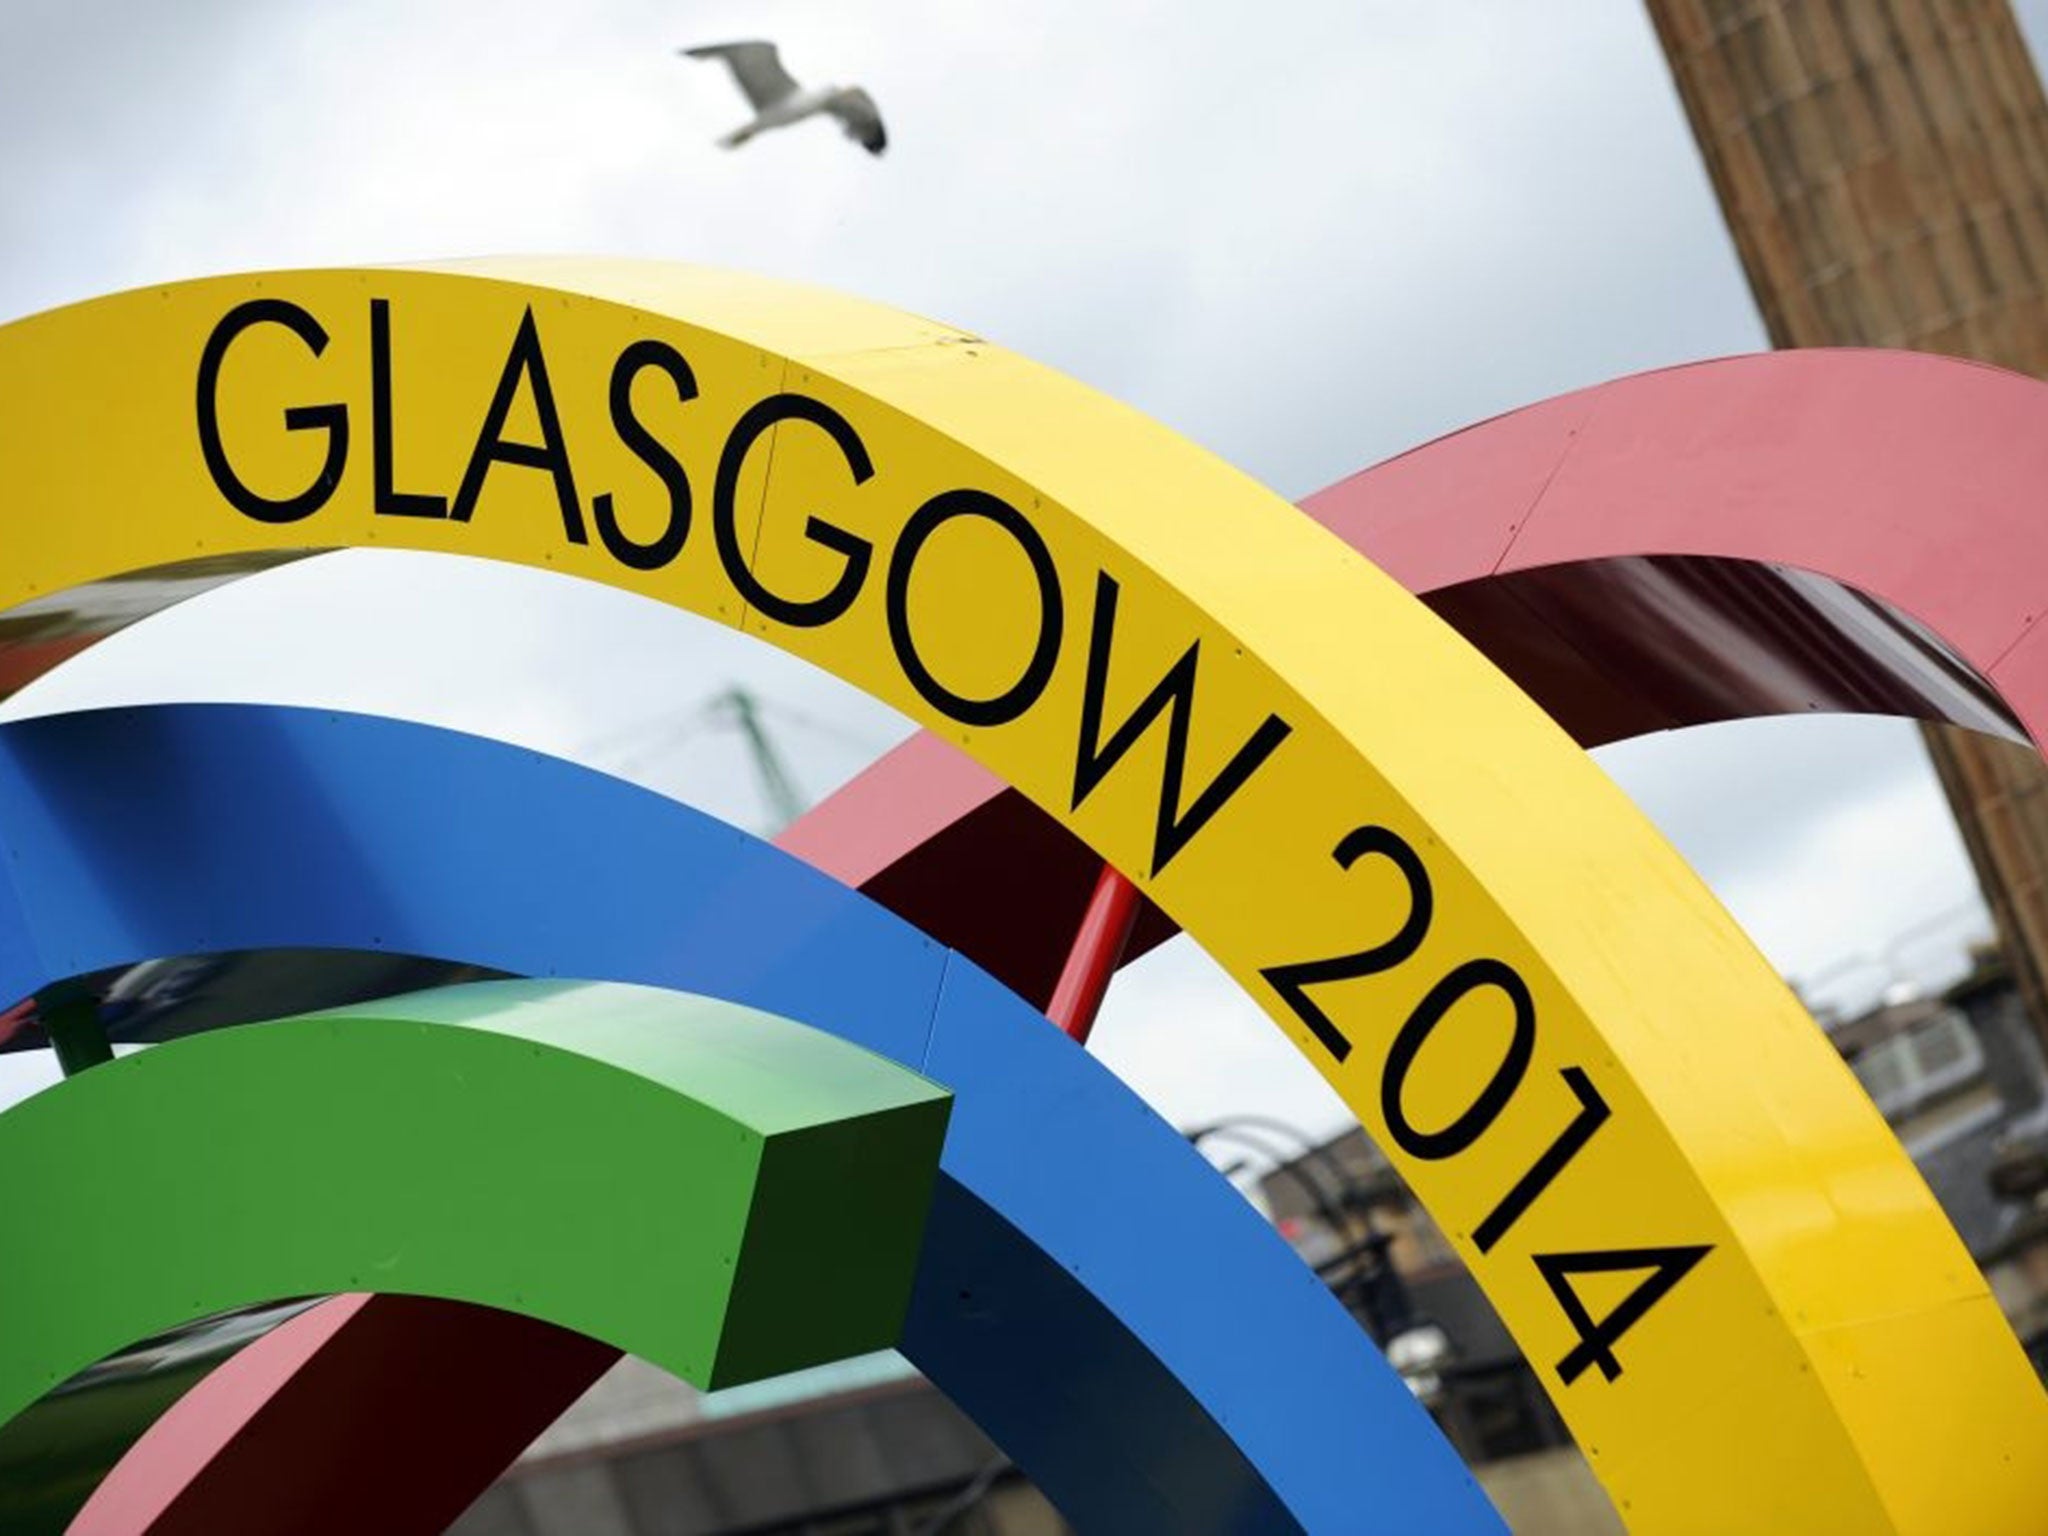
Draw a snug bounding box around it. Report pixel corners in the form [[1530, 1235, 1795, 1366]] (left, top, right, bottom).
[[84, 346, 2048, 1530], [782, 346, 2048, 1003]]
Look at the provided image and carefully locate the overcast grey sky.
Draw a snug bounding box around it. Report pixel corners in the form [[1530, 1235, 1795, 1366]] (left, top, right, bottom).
[[2, 0, 2033, 1141]]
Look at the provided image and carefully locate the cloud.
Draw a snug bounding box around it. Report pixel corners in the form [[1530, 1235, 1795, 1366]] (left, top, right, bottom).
[[0, 550, 918, 835], [1092, 932, 1358, 1143], [0, 0, 2011, 1136], [1593, 715, 1945, 889]]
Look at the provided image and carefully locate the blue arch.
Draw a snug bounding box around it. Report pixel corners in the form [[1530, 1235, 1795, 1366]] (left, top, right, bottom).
[[0, 703, 1497, 1535]]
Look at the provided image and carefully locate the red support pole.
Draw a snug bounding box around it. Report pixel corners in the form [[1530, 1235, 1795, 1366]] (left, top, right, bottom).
[[1044, 863, 1143, 1045]]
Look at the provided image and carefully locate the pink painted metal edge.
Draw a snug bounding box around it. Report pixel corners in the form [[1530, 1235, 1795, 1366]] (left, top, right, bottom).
[[80, 345, 2048, 1532]]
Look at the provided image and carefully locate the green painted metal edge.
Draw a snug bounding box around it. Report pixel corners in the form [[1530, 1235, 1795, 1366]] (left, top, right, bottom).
[[0, 979, 952, 1424]]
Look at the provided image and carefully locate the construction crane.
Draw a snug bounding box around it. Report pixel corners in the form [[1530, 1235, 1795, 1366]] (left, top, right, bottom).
[[586, 681, 898, 835], [708, 686, 807, 832]]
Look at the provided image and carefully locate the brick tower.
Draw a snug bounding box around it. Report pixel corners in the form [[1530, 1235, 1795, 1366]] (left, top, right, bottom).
[[1646, 0, 2048, 1037]]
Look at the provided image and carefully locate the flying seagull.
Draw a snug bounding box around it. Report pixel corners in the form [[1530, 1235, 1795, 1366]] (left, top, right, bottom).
[[683, 41, 886, 156]]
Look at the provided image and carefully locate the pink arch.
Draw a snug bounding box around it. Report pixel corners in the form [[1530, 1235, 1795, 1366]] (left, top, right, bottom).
[[84, 346, 2048, 1531], [1307, 347, 2042, 745], [782, 346, 2048, 1002]]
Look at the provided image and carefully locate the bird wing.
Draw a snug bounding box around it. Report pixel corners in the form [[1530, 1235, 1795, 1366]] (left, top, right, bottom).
[[827, 87, 887, 155], [683, 41, 800, 111]]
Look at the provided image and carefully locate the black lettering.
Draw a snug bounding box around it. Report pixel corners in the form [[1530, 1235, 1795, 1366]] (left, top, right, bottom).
[[1535, 1245, 1712, 1384], [1473, 1067, 1611, 1253], [1382, 958, 1534, 1159], [593, 339, 697, 571], [1072, 572, 1292, 876], [196, 299, 347, 524], [885, 490, 1063, 726], [1260, 825, 1433, 1063], [371, 298, 448, 520], [448, 306, 586, 543], [714, 394, 874, 627]]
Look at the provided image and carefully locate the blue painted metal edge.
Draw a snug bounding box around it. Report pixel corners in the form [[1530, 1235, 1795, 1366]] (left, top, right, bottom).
[[0, 703, 1498, 1535]]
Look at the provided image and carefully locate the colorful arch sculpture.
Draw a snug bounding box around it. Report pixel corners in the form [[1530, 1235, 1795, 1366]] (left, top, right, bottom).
[[0, 978, 952, 1424], [0, 702, 1494, 1536], [4, 267, 2044, 1529]]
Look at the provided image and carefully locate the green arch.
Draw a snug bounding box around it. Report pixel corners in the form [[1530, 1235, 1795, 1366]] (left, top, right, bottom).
[[0, 979, 952, 1425]]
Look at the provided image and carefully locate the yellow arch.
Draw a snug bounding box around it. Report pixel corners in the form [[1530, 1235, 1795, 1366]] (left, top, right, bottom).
[[4, 261, 2041, 1532]]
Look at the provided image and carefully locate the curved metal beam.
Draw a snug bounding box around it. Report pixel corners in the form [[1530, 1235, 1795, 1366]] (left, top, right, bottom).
[[0, 702, 1494, 1536], [0, 977, 952, 1429], [779, 348, 2048, 1003]]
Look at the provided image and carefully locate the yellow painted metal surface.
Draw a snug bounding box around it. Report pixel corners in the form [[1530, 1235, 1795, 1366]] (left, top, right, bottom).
[[2, 261, 2043, 1532]]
